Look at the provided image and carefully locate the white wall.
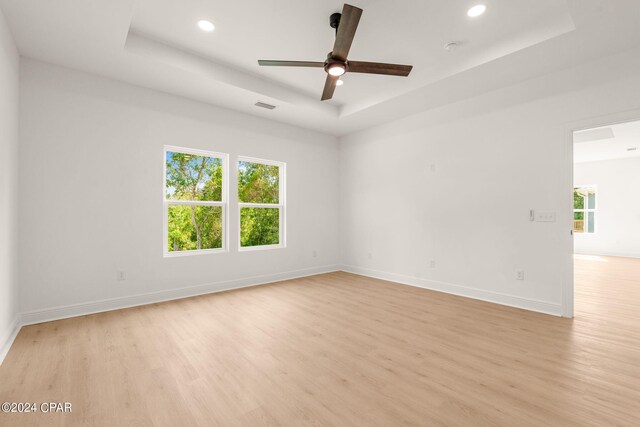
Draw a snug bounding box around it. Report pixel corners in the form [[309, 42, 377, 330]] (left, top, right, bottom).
[[18, 59, 340, 321], [12, 44, 640, 328], [574, 157, 640, 258], [0, 7, 19, 360], [339, 46, 640, 317]]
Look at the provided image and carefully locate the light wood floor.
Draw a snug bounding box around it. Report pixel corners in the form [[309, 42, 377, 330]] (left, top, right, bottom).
[[1, 257, 640, 426]]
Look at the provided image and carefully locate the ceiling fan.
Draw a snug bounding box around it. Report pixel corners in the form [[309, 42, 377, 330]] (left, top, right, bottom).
[[258, 4, 413, 101]]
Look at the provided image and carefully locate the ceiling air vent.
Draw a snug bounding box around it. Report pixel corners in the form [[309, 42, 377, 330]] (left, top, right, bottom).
[[255, 101, 276, 110]]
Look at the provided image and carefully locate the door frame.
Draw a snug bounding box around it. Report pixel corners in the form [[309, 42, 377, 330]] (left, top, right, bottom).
[[562, 108, 640, 318]]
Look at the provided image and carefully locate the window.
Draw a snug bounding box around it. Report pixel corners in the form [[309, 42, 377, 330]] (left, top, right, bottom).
[[238, 157, 285, 250], [574, 186, 596, 234], [164, 146, 228, 256]]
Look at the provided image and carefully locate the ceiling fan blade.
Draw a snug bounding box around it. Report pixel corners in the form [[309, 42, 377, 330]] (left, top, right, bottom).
[[258, 60, 324, 67], [348, 61, 413, 76], [332, 4, 363, 62], [321, 75, 339, 101]]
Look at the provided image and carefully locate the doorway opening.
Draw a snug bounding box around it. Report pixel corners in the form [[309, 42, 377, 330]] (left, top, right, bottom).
[[572, 119, 640, 318]]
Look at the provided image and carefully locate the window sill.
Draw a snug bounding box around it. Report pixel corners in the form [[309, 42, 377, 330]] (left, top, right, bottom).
[[238, 244, 285, 252], [164, 248, 227, 258]]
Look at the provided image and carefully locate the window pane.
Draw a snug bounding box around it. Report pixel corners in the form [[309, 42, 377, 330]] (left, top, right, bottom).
[[588, 212, 595, 233], [240, 207, 279, 247], [166, 151, 223, 201], [238, 161, 279, 204], [588, 192, 596, 209], [168, 205, 222, 252], [574, 212, 585, 233], [573, 190, 584, 209]]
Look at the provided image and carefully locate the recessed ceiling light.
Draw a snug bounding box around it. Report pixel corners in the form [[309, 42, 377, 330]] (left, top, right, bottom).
[[197, 20, 215, 32], [336, 79, 344, 86], [444, 41, 460, 52], [467, 4, 487, 17]]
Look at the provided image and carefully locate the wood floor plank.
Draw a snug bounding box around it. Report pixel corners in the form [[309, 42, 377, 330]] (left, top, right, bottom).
[[1, 256, 640, 426]]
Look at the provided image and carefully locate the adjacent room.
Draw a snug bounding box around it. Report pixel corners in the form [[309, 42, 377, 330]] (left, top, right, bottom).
[[573, 120, 640, 343], [1, 1, 639, 425]]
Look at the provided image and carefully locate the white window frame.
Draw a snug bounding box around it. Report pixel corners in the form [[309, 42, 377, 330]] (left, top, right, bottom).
[[163, 145, 229, 257], [573, 185, 597, 234], [237, 156, 286, 252]]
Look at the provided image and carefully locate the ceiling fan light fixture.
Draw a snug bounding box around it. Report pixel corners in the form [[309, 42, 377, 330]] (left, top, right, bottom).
[[336, 79, 344, 86], [327, 63, 346, 76], [467, 4, 486, 17]]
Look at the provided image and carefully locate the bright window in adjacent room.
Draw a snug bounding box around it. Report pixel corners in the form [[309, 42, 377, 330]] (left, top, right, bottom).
[[238, 157, 286, 250], [573, 186, 596, 234], [164, 146, 228, 255]]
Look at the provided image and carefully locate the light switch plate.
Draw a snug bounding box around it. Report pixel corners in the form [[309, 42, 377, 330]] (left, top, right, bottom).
[[535, 211, 556, 222]]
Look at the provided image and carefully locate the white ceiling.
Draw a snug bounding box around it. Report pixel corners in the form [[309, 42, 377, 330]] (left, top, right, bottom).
[[574, 120, 640, 164], [130, 0, 573, 108], [2, 0, 640, 136]]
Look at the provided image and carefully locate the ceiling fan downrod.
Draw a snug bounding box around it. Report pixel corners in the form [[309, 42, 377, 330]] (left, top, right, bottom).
[[330, 12, 342, 33]]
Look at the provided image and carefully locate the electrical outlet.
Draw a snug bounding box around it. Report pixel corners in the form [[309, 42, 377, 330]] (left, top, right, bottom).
[[429, 260, 436, 268], [117, 271, 126, 281], [312, 250, 317, 258], [367, 253, 372, 260], [516, 270, 525, 281], [430, 164, 436, 172]]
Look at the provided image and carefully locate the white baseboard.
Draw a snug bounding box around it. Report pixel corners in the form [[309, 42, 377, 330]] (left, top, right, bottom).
[[20, 265, 341, 327], [0, 316, 21, 365], [2, 262, 562, 364], [575, 251, 640, 259], [340, 264, 563, 317]]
